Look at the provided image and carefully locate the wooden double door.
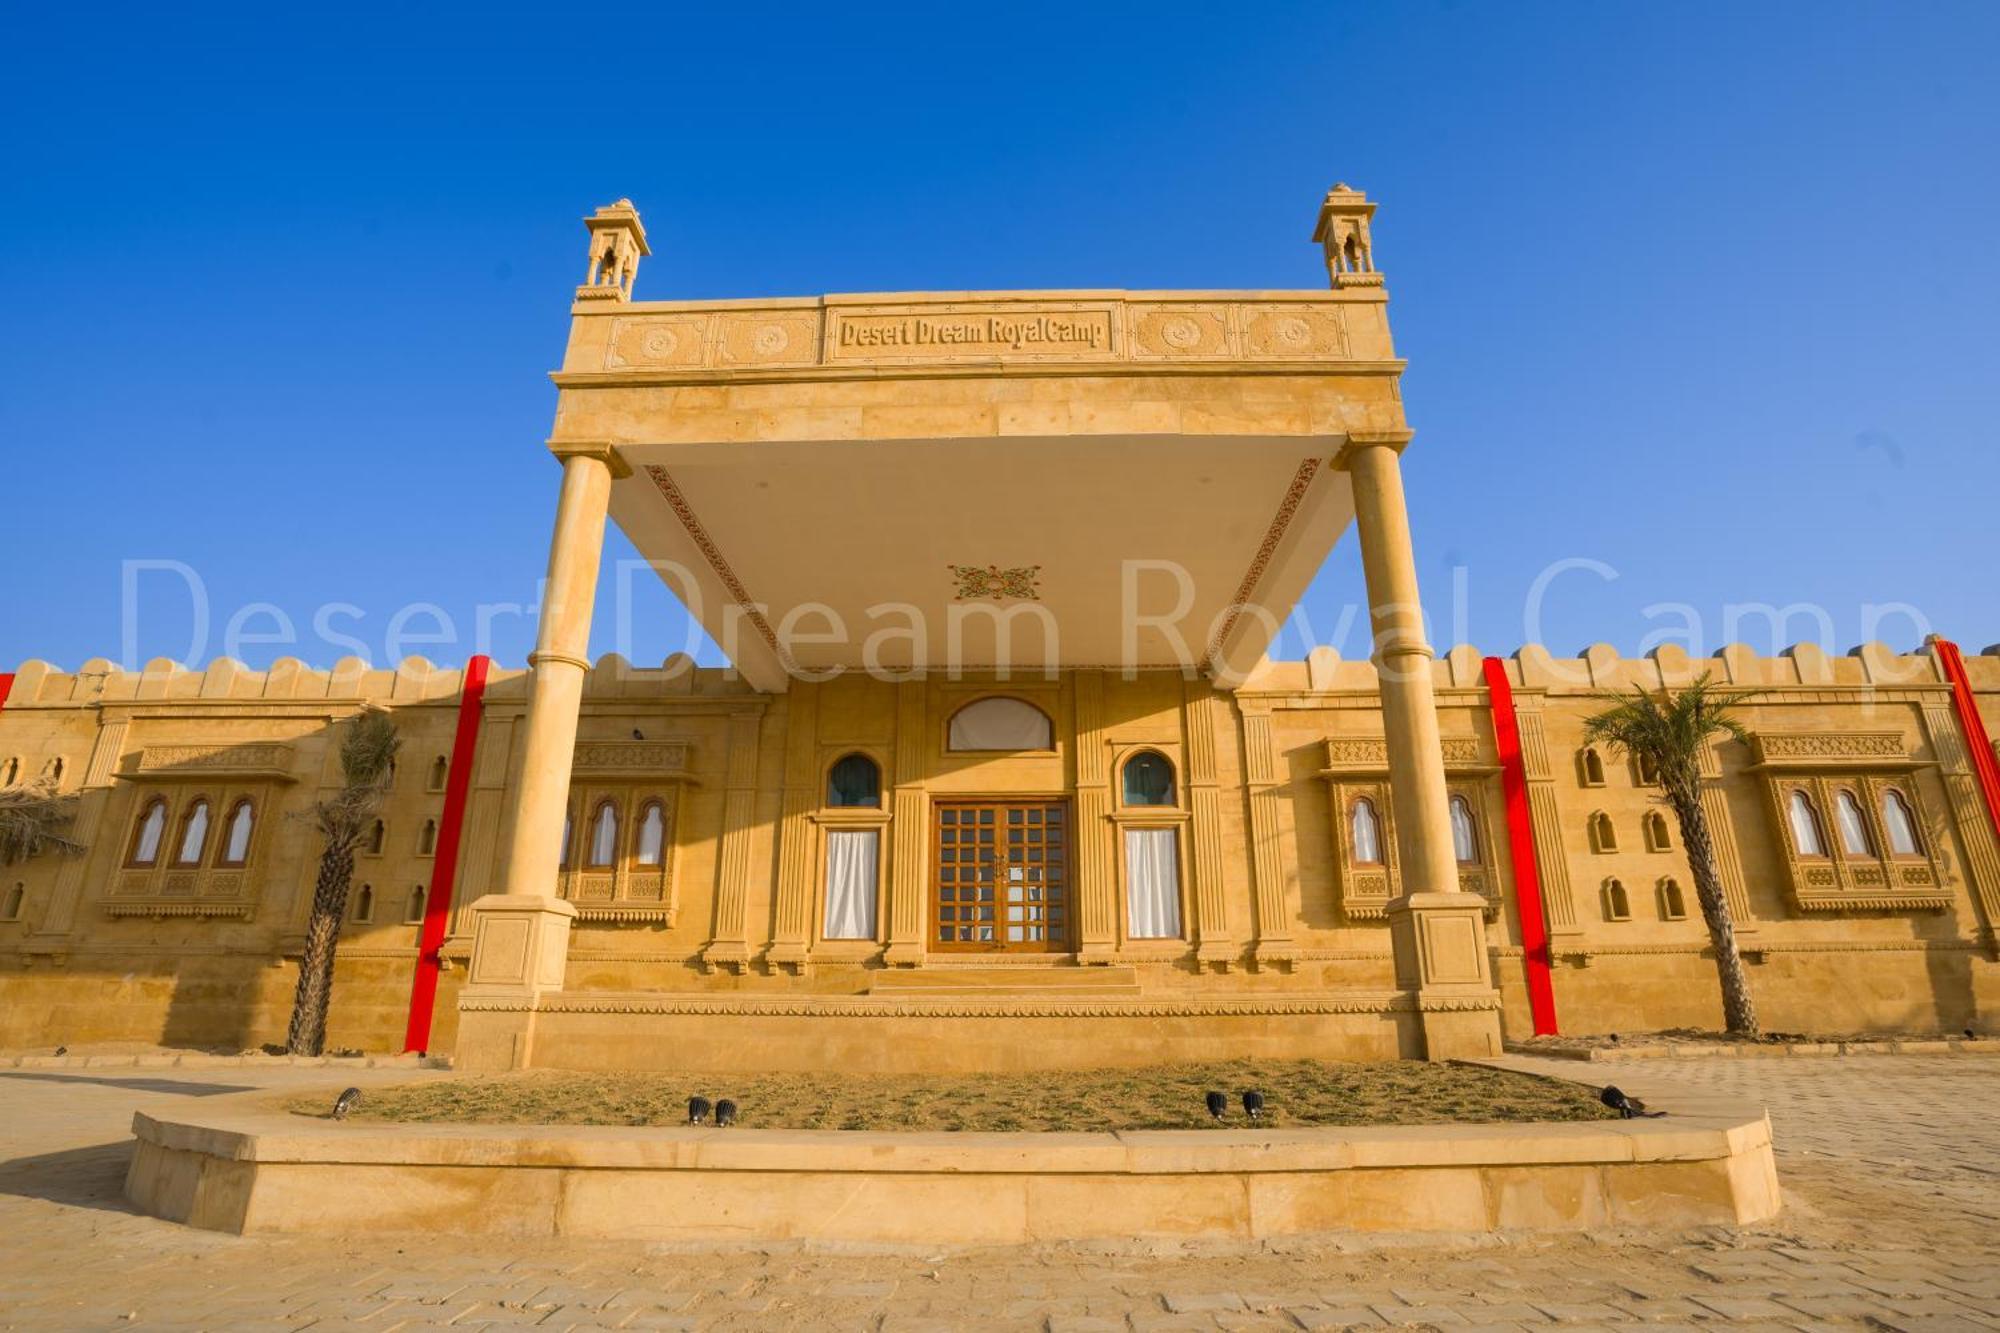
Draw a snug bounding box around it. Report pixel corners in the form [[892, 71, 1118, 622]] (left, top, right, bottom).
[[932, 799, 1072, 952]]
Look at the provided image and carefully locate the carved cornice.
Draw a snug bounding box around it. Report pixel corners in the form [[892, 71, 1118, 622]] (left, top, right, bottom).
[[129, 743, 297, 781], [571, 739, 695, 778], [1319, 735, 1489, 776], [1748, 731, 1919, 770]]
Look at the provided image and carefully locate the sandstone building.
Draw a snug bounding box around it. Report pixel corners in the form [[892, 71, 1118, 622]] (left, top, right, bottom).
[[3, 192, 1997, 1066]]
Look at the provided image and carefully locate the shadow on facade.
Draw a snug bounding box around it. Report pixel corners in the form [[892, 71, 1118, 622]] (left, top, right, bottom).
[[161, 957, 271, 1053]]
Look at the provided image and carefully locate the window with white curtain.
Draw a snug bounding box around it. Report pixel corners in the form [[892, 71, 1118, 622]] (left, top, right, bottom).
[[587, 801, 619, 867], [1788, 790, 1827, 857], [221, 800, 255, 866], [174, 800, 211, 866], [129, 799, 167, 866], [1350, 798, 1382, 864], [1834, 790, 1872, 857], [1881, 790, 1921, 856], [822, 828, 879, 940], [636, 801, 666, 866], [1124, 827, 1182, 939], [1449, 795, 1476, 863]]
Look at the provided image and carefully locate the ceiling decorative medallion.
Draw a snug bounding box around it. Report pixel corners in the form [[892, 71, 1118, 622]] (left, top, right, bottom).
[[949, 564, 1043, 601]]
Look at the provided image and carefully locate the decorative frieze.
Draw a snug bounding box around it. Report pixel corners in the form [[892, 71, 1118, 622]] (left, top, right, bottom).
[[134, 743, 296, 779]]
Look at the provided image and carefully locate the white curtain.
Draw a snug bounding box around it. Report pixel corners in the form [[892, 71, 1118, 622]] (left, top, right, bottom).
[[823, 829, 879, 940], [947, 698, 1052, 751], [223, 802, 254, 863], [1882, 791, 1920, 856], [1788, 790, 1826, 856], [1834, 791, 1872, 856], [1125, 827, 1182, 939]]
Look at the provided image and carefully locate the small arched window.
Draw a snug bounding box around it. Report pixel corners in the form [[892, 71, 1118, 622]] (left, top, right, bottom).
[[405, 886, 427, 924], [1603, 877, 1631, 922], [1122, 751, 1176, 807], [44, 757, 65, 784], [353, 883, 375, 923], [947, 697, 1052, 752], [1881, 789, 1921, 856], [559, 808, 574, 869], [1579, 748, 1606, 787], [2, 883, 24, 920], [1589, 811, 1618, 854], [1644, 810, 1672, 853], [128, 798, 169, 867], [1449, 795, 1477, 863], [0, 758, 17, 786], [219, 799, 255, 867], [1834, 790, 1872, 857], [586, 800, 619, 868], [174, 799, 211, 866], [1634, 752, 1660, 786], [1788, 790, 1827, 857], [635, 800, 666, 866], [1350, 797, 1383, 865], [427, 756, 449, 792], [827, 753, 882, 808], [1658, 877, 1687, 921], [417, 819, 438, 856], [366, 819, 387, 856]]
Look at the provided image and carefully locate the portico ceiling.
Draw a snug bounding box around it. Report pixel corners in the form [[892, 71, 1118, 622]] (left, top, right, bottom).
[[552, 288, 1408, 692]]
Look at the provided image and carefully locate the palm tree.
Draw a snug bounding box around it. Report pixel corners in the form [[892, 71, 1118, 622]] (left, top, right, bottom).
[[1584, 672, 1761, 1036], [0, 780, 84, 865], [287, 707, 401, 1055]]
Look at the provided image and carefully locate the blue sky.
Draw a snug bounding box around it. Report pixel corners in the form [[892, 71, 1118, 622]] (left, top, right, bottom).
[[3, 2, 1996, 673]]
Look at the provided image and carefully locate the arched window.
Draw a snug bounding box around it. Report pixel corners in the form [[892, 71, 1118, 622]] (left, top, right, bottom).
[[635, 800, 666, 866], [353, 883, 375, 923], [417, 819, 438, 856], [128, 798, 168, 867], [1788, 790, 1827, 857], [1634, 752, 1660, 786], [2, 883, 24, 920], [586, 800, 619, 868], [1578, 748, 1606, 787], [1602, 877, 1631, 921], [427, 756, 449, 792], [1658, 877, 1687, 921], [173, 799, 211, 866], [366, 819, 386, 856], [1448, 795, 1477, 863], [558, 808, 574, 869], [946, 697, 1052, 752], [1122, 751, 1176, 807], [1589, 811, 1618, 854], [405, 886, 427, 924], [219, 799, 255, 867], [1644, 810, 1672, 853], [827, 753, 882, 808], [1350, 798, 1383, 864], [44, 757, 65, 784], [0, 757, 17, 786], [1834, 790, 1872, 857], [1881, 789, 1921, 856]]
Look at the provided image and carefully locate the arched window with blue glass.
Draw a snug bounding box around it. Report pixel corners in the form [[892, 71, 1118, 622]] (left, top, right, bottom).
[[826, 753, 882, 808], [1121, 751, 1176, 807]]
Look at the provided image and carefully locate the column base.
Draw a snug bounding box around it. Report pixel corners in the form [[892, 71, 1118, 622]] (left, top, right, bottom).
[[1407, 1002, 1504, 1061], [462, 894, 576, 995], [763, 943, 810, 975], [1250, 941, 1299, 973], [1195, 940, 1238, 972], [700, 941, 754, 974], [882, 941, 926, 969], [1387, 890, 1503, 1059]]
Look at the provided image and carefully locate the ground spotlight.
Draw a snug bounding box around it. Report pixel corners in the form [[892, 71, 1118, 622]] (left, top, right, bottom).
[[1241, 1090, 1265, 1121], [1204, 1090, 1227, 1121], [715, 1098, 738, 1128], [332, 1087, 362, 1120], [687, 1096, 712, 1126]]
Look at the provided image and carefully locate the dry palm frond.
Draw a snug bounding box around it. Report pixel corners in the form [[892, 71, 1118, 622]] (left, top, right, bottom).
[[0, 780, 85, 864], [310, 707, 403, 845]]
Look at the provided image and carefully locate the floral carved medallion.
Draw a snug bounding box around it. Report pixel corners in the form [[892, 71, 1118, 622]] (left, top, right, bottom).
[[949, 564, 1042, 601]]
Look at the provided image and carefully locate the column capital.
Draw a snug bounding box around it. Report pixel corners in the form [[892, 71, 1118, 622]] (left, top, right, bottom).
[[1330, 430, 1415, 471], [546, 439, 633, 479]]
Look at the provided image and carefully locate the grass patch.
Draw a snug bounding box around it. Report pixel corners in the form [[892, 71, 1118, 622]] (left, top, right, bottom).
[[292, 1060, 1615, 1131]]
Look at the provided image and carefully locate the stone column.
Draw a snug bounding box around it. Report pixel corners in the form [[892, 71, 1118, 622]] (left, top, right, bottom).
[[463, 444, 619, 1014], [1342, 432, 1501, 1058]]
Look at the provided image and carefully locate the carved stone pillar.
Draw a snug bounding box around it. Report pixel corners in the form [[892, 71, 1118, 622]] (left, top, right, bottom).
[[1071, 670, 1118, 963], [1182, 680, 1237, 969], [28, 715, 129, 945], [1507, 698, 1581, 938], [883, 679, 929, 967], [1342, 433, 1501, 1058], [766, 684, 821, 972], [701, 706, 765, 972], [1695, 736, 1758, 933], [1920, 698, 2000, 955], [1238, 702, 1298, 969]]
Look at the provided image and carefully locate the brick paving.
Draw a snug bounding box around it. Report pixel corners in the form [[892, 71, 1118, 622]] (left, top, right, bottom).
[[1, 1056, 1997, 1330]]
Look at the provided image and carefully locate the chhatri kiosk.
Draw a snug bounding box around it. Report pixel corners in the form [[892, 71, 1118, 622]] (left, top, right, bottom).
[[453, 188, 1505, 1071]]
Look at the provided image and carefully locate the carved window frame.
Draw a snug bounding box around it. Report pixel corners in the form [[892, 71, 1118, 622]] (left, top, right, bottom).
[[216, 797, 257, 869], [107, 775, 280, 920], [1748, 732, 1947, 913], [1318, 737, 1502, 922], [557, 784, 683, 923]]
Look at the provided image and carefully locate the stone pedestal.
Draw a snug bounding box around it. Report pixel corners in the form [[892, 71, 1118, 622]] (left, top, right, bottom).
[[454, 893, 576, 1072], [1388, 891, 1503, 1059]]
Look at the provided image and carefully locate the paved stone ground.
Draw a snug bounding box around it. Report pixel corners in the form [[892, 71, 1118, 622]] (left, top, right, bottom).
[[2, 1056, 1997, 1331]]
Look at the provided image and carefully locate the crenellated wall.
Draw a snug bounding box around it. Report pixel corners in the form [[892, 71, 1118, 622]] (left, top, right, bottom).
[[2, 640, 1997, 1057]]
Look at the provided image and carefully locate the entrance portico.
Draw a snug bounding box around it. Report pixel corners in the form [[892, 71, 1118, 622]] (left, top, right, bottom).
[[458, 188, 1503, 1066]]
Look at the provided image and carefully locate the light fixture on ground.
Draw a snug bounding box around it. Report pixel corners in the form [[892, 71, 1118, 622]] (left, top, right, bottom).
[[686, 1096, 711, 1126]]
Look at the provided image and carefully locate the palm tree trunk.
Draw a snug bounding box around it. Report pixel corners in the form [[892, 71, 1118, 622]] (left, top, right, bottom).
[[286, 839, 355, 1056], [1663, 768, 1759, 1036]]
